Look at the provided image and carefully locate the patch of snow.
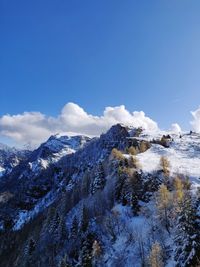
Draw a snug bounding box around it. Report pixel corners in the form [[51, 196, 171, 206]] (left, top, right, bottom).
[[101, 204, 151, 267], [44, 134, 91, 153], [0, 166, 5, 177], [13, 190, 56, 231], [29, 158, 49, 173], [136, 133, 200, 188], [27, 135, 92, 175], [55, 132, 96, 138]]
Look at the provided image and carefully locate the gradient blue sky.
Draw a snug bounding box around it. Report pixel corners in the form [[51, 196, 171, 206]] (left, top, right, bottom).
[[1, 0, 200, 131]]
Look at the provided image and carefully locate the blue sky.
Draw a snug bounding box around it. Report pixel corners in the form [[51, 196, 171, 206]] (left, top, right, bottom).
[[1, 1, 200, 145]]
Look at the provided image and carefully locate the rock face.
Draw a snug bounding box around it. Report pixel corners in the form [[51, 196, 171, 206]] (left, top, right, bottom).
[[63, 124, 130, 170]]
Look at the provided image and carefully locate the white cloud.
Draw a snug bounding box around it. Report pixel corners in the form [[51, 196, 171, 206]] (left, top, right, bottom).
[[190, 107, 200, 133], [170, 123, 182, 134], [0, 102, 158, 147]]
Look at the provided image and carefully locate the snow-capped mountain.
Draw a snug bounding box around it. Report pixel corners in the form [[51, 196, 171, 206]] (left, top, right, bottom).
[[0, 125, 200, 267], [0, 125, 128, 231], [0, 134, 92, 229], [27, 134, 92, 175], [0, 143, 31, 177]]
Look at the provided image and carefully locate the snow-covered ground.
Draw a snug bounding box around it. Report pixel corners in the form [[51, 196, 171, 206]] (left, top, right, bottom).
[[136, 132, 200, 188]]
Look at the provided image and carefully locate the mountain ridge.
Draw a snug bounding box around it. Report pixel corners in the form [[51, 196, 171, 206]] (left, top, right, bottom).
[[0, 124, 200, 267]]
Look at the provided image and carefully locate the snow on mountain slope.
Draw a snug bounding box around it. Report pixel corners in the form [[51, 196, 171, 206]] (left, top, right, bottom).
[[43, 134, 91, 152], [0, 143, 30, 177], [2, 125, 200, 267], [0, 134, 92, 229], [0, 166, 5, 177], [28, 134, 91, 174], [136, 132, 200, 188], [2, 125, 128, 231]]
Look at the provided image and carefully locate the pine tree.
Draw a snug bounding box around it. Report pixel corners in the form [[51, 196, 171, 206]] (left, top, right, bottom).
[[139, 140, 150, 153], [79, 234, 94, 267], [174, 176, 184, 204], [115, 166, 126, 203], [130, 194, 140, 215], [127, 146, 138, 155], [51, 211, 61, 235], [59, 255, 71, 267], [92, 240, 102, 266], [156, 184, 172, 233], [28, 238, 36, 256], [47, 210, 63, 251], [47, 210, 62, 262], [160, 156, 170, 185], [40, 206, 58, 265], [174, 192, 200, 267], [129, 171, 143, 215], [41, 206, 56, 238], [70, 216, 78, 239], [128, 155, 140, 169], [80, 204, 89, 232], [111, 148, 124, 160], [56, 214, 68, 248], [90, 163, 105, 195], [115, 167, 143, 212], [81, 172, 91, 197], [23, 238, 36, 266], [149, 241, 164, 267]]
